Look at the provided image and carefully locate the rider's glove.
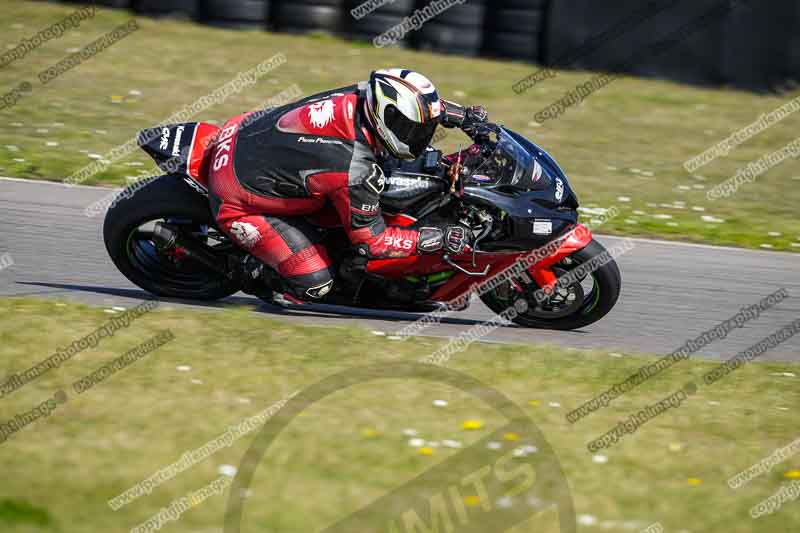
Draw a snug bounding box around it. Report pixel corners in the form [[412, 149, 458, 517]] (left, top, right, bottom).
[[418, 226, 471, 255], [442, 101, 489, 136], [462, 105, 489, 136], [441, 100, 466, 129]]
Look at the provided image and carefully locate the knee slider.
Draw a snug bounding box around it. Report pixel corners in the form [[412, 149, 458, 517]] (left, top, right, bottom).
[[288, 270, 334, 300]]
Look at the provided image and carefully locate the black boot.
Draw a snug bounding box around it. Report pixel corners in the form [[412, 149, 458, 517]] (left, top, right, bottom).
[[239, 256, 274, 300]]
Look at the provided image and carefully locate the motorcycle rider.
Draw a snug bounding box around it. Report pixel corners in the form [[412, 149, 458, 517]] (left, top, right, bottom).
[[208, 68, 490, 302]]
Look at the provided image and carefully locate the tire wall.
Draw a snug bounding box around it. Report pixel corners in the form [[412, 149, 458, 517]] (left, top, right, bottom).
[[722, 0, 799, 91], [51, 0, 799, 92], [133, 0, 200, 19], [345, 0, 416, 46], [271, 0, 348, 34], [412, 0, 486, 57], [201, 0, 271, 29], [546, 0, 800, 92], [483, 0, 547, 62]]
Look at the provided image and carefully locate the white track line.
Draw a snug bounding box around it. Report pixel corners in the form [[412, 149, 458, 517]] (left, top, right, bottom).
[[596, 235, 798, 255], [0, 175, 117, 191]]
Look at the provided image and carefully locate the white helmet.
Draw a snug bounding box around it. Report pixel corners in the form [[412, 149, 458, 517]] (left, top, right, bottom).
[[365, 68, 443, 160]]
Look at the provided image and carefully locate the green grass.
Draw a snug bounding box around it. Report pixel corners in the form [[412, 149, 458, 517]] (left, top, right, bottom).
[[0, 297, 798, 532], [1, 1, 799, 252]]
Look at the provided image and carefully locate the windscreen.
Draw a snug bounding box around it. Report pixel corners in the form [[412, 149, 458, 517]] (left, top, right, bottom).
[[468, 129, 549, 190]]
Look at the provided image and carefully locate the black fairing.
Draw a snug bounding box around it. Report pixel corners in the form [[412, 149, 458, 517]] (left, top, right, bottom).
[[463, 127, 581, 250], [464, 186, 578, 250], [380, 172, 448, 213], [378, 128, 581, 250], [138, 123, 199, 175], [380, 148, 448, 214]]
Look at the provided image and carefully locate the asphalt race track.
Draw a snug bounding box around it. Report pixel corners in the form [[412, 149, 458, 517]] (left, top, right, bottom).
[[1, 177, 798, 362]]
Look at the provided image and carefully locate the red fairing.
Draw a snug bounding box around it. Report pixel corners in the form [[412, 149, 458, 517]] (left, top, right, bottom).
[[366, 253, 454, 277], [188, 122, 222, 188], [526, 225, 593, 291], [428, 224, 594, 304], [383, 214, 418, 227], [531, 224, 594, 270], [277, 94, 358, 140], [429, 252, 523, 302]]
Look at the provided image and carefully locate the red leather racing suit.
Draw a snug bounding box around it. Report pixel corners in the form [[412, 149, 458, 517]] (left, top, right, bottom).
[[208, 84, 425, 300]]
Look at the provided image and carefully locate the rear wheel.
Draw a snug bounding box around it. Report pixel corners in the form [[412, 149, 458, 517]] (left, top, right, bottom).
[[103, 175, 242, 300], [480, 239, 621, 330]]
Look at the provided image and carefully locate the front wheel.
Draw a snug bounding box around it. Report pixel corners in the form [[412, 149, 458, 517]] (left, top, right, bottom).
[[480, 239, 621, 330]]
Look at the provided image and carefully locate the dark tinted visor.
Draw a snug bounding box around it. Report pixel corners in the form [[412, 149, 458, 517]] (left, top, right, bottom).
[[385, 105, 438, 157]]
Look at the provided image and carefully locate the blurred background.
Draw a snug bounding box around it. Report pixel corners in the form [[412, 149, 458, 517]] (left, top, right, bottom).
[[51, 0, 800, 92]]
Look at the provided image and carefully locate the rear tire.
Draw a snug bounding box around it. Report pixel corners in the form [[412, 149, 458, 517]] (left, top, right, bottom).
[[103, 175, 241, 301], [480, 239, 621, 330]]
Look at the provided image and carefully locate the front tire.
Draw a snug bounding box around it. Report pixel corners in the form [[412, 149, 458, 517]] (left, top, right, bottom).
[[480, 239, 621, 330], [103, 174, 241, 301]]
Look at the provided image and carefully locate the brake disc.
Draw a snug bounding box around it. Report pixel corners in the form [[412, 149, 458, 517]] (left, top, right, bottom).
[[526, 266, 585, 319]]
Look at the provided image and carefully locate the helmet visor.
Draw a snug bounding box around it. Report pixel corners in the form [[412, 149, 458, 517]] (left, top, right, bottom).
[[385, 105, 438, 158]]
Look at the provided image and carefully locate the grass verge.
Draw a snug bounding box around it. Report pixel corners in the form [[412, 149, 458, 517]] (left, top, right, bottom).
[[0, 297, 798, 532]]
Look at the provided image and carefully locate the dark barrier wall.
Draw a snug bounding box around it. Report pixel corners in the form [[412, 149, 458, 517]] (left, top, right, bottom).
[[722, 0, 799, 91], [202, 0, 271, 29], [483, 0, 547, 62], [413, 0, 487, 57], [272, 0, 347, 34], [791, 32, 800, 86], [347, 0, 416, 46], [133, 0, 200, 18], [546, 0, 800, 92], [57, 0, 798, 92]]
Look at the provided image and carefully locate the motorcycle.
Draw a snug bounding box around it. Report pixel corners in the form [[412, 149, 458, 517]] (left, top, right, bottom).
[[103, 121, 621, 330]]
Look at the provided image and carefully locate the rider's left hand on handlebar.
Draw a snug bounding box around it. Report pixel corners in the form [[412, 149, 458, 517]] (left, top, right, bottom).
[[462, 105, 489, 138]]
